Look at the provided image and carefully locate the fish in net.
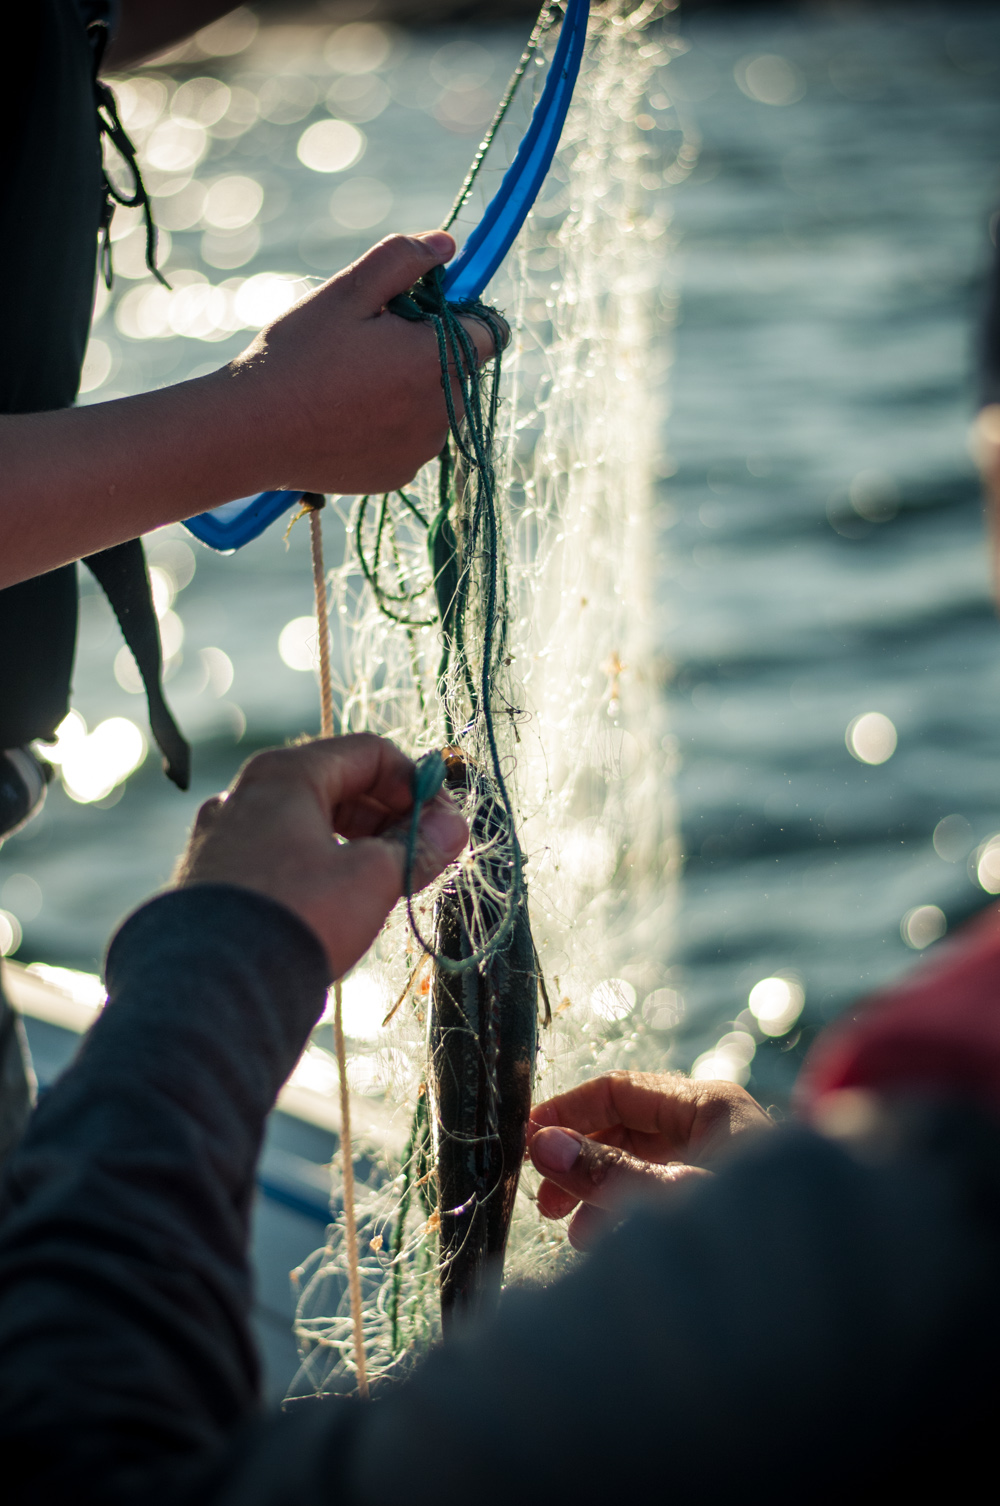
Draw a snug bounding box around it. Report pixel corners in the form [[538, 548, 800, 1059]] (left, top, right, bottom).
[[289, 0, 694, 1399]]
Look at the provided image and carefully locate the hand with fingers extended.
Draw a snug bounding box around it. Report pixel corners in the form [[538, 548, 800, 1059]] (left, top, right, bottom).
[[174, 734, 468, 979], [528, 1070, 774, 1250]]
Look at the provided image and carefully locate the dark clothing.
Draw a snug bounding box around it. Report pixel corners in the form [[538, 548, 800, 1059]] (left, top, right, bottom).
[[0, 886, 997, 1504], [1, 2, 103, 417], [0, 0, 187, 787], [0, 0, 99, 748]]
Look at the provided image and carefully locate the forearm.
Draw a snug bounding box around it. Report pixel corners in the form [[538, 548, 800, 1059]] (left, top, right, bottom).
[[0, 365, 281, 588], [0, 235, 480, 587]]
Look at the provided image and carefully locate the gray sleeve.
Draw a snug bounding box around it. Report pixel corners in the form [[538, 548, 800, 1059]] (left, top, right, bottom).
[[0, 884, 330, 1502]]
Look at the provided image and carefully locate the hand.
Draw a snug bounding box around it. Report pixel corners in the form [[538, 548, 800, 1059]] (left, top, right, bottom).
[[0, 233, 499, 586], [528, 1071, 773, 1250], [174, 734, 468, 978], [225, 231, 498, 497]]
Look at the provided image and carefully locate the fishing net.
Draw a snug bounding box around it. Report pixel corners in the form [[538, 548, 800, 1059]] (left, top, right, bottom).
[[289, 0, 694, 1398]]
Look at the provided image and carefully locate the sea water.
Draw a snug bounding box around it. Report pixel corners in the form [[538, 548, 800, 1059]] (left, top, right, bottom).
[[3, 4, 1000, 1106]]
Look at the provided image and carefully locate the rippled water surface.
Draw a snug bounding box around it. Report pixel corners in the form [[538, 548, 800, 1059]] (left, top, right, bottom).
[[4, 4, 1000, 1105]]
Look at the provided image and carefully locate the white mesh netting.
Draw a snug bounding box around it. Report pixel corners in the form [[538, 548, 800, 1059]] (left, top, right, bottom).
[[289, 0, 693, 1398]]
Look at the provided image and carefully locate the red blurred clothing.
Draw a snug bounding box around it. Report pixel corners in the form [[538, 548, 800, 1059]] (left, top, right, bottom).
[[800, 901, 1000, 1114]]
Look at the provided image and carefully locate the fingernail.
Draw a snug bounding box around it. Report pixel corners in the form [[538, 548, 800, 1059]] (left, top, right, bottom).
[[420, 803, 468, 859], [533, 1127, 582, 1173], [413, 230, 455, 259]]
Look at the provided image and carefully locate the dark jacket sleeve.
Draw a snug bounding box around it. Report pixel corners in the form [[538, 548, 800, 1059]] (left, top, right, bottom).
[[197, 1112, 1000, 1506], [0, 884, 330, 1505]]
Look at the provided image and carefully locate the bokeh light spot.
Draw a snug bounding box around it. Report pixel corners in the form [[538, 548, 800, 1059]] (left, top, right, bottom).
[[146, 118, 208, 173], [78, 338, 114, 394], [113, 224, 172, 281], [849, 470, 899, 523], [977, 837, 1000, 894], [114, 646, 144, 694], [152, 178, 207, 231], [642, 987, 683, 1031], [901, 904, 946, 950], [734, 53, 806, 106], [59, 718, 147, 805], [199, 647, 234, 697], [0, 873, 42, 923], [279, 616, 321, 672], [171, 77, 231, 126], [324, 22, 393, 76], [933, 814, 973, 863], [322, 971, 391, 1040], [159, 610, 184, 660], [257, 75, 317, 124], [234, 273, 302, 327], [846, 711, 897, 765], [590, 978, 636, 1022], [202, 175, 263, 230], [297, 118, 364, 173], [113, 77, 168, 132], [748, 975, 804, 1037], [148, 565, 176, 619], [0, 910, 23, 957], [201, 225, 261, 271]]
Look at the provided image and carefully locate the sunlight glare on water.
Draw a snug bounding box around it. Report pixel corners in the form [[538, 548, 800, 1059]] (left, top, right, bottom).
[[46, 716, 148, 805], [279, 617, 321, 673], [748, 976, 805, 1038], [296, 119, 364, 174], [7, 4, 1000, 1117]]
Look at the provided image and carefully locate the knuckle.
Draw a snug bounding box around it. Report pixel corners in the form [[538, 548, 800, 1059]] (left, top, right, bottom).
[[583, 1142, 622, 1190], [380, 232, 412, 260], [236, 747, 290, 785]]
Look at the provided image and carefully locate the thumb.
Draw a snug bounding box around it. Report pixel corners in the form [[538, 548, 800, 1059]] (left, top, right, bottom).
[[531, 1126, 707, 1221], [348, 230, 456, 313], [300, 796, 468, 979]]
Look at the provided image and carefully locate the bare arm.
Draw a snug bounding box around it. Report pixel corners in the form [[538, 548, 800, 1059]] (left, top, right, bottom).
[[0, 232, 492, 590], [104, 1, 239, 69]]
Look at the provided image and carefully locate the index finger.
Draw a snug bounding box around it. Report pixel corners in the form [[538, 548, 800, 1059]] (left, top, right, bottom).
[[233, 733, 417, 834], [457, 311, 509, 370], [530, 1071, 700, 1145]]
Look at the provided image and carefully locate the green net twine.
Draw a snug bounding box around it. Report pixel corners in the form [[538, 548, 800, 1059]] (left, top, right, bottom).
[[376, 267, 526, 975]]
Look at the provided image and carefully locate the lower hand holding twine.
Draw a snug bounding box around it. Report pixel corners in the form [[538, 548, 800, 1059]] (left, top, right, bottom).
[[174, 734, 468, 978], [529, 1071, 774, 1250]]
